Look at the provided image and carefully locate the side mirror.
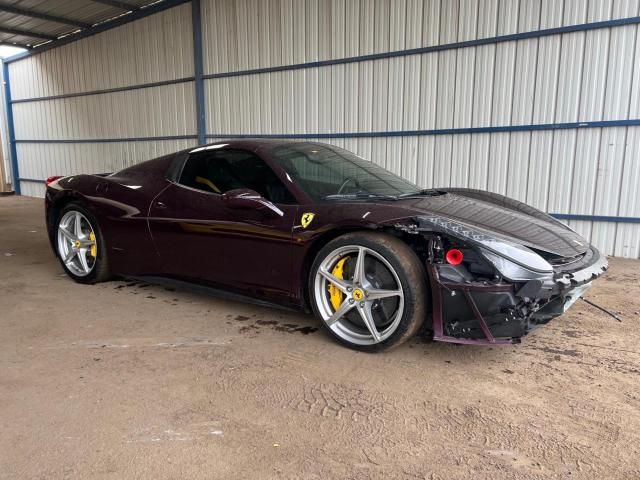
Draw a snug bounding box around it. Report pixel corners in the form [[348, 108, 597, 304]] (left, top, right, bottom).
[[222, 188, 284, 217]]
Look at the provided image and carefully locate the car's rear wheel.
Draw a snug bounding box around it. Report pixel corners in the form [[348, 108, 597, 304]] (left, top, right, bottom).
[[309, 232, 428, 352], [56, 203, 110, 284]]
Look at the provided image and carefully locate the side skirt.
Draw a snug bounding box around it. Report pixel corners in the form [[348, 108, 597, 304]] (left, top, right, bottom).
[[126, 275, 304, 314]]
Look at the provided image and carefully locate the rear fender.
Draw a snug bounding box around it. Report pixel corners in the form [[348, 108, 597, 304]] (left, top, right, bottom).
[[47, 178, 162, 276]]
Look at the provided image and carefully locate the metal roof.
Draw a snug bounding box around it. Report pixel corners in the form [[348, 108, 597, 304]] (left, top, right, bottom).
[[0, 0, 172, 49]]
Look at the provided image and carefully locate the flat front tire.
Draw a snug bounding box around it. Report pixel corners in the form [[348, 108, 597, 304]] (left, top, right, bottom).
[[309, 231, 428, 352]]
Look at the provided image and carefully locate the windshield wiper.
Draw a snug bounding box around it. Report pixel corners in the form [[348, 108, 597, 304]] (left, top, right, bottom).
[[396, 189, 447, 198], [322, 192, 398, 201]]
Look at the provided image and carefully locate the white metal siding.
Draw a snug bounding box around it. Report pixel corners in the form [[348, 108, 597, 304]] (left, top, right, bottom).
[[201, 0, 638, 72], [4, 0, 640, 259], [8, 4, 194, 100], [16, 139, 195, 189], [12, 83, 196, 140], [203, 16, 640, 135], [7, 2, 197, 198], [198, 0, 640, 258]]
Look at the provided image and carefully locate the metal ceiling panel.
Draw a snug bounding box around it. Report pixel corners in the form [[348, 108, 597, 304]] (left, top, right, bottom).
[[0, 0, 173, 48]]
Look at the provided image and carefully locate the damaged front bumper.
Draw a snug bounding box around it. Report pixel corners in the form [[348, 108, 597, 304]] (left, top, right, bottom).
[[427, 248, 608, 345], [398, 215, 609, 345]]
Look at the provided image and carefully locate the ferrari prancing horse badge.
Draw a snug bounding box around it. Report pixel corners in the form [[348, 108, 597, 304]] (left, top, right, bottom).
[[301, 212, 315, 228]]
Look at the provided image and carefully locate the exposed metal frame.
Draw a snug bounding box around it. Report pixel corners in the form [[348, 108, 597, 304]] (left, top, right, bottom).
[[90, 0, 138, 11], [0, 5, 92, 29], [0, 26, 57, 41], [3, 0, 190, 63], [427, 264, 517, 346]]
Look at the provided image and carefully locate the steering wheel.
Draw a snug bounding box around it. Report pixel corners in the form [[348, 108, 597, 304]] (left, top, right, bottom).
[[337, 177, 359, 195]]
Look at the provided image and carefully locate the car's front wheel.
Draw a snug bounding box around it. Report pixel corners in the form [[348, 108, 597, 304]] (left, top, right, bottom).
[[309, 232, 428, 352], [55, 203, 110, 284]]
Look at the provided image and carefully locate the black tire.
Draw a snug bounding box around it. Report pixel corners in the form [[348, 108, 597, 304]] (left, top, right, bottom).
[[55, 202, 111, 284], [309, 231, 428, 352]]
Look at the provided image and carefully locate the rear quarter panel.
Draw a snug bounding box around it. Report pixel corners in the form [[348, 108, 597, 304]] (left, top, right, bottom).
[[46, 155, 175, 276]]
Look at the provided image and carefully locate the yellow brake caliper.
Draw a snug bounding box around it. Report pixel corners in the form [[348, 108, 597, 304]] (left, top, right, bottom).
[[89, 232, 97, 258], [328, 257, 348, 311]]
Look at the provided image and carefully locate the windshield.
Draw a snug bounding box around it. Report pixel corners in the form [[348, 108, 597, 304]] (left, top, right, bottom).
[[269, 143, 421, 201]]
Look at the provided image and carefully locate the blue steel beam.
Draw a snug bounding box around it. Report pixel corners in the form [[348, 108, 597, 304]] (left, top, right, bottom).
[[2, 62, 20, 194], [14, 135, 198, 144], [204, 119, 640, 140], [13, 119, 640, 143], [191, 0, 206, 145], [550, 214, 640, 224], [11, 77, 195, 104]]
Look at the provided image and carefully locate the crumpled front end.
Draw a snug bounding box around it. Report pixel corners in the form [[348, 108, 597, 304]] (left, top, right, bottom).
[[399, 216, 608, 345]]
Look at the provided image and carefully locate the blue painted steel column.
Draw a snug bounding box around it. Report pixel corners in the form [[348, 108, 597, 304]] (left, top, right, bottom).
[[191, 0, 206, 145], [2, 61, 19, 194]]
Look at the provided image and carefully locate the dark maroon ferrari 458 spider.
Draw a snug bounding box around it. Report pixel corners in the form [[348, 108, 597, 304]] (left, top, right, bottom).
[[45, 140, 608, 351]]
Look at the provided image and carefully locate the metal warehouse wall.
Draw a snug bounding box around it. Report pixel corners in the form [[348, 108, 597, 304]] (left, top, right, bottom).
[[3, 0, 640, 259], [6, 2, 198, 197]]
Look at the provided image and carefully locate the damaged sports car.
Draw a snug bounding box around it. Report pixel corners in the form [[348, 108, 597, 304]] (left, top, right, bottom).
[[45, 140, 608, 351]]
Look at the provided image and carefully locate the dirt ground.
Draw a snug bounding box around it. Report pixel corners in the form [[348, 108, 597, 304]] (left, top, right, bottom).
[[1, 195, 639, 480]]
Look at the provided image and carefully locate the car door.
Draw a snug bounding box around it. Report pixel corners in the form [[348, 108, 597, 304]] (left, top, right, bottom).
[[147, 147, 300, 304]]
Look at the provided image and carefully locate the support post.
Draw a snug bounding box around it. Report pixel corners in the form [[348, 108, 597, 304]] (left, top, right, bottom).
[[191, 0, 206, 146], [2, 61, 19, 195]]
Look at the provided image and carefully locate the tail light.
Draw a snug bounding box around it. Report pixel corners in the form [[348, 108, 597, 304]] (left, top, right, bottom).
[[45, 176, 63, 186], [445, 248, 464, 266]]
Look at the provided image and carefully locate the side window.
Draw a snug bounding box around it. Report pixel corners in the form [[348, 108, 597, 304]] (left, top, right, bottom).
[[178, 149, 296, 204]]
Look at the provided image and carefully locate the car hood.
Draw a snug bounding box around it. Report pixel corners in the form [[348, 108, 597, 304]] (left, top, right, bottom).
[[389, 189, 589, 258]]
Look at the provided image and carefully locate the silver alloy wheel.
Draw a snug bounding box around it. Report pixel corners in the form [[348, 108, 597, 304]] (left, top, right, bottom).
[[57, 210, 97, 277], [314, 245, 405, 345]]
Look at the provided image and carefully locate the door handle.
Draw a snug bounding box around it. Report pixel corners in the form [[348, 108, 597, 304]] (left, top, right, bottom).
[[155, 201, 167, 209]]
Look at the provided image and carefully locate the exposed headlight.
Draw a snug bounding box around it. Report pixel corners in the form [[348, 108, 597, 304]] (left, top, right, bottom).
[[479, 239, 553, 273], [481, 248, 553, 281], [415, 216, 554, 281]]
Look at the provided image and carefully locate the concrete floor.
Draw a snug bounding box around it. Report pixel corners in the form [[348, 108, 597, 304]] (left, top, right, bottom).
[[1, 195, 639, 480]]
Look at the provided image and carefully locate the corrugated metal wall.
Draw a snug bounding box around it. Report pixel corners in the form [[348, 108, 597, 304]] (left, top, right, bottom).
[[200, 0, 640, 259], [4, 0, 640, 258], [7, 3, 197, 197]]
